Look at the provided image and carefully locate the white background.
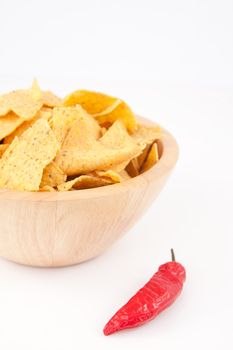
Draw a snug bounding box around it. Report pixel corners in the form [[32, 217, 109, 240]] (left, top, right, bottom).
[[0, 0, 233, 349]]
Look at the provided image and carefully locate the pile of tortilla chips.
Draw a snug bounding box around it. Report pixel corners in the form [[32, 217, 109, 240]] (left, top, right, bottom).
[[0, 81, 161, 192]]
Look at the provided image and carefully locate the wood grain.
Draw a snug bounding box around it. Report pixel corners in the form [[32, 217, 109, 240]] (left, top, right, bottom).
[[0, 117, 179, 267]]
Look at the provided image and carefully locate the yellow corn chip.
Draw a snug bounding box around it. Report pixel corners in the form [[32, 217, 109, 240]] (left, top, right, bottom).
[[61, 109, 101, 149], [125, 144, 151, 177], [31, 79, 43, 100], [126, 124, 161, 176], [0, 83, 43, 120], [55, 120, 142, 175], [99, 120, 144, 169], [0, 113, 25, 141], [92, 99, 122, 117], [95, 170, 121, 183], [0, 80, 61, 121], [57, 175, 112, 191], [40, 161, 67, 188], [126, 158, 140, 177], [63, 90, 115, 113], [110, 160, 131, 172], [0, 82, 162, 192], [63, 90, 136, 132], [31, 80, 62, 107], [95, 100, 136, 132], [132, 124, 161, 147], [0, 119, 59, 191], [137, 144, 151, 168], [95, 169, 131, 182], [51, 106, 83, 144], [156, 139, 163, 159], [99, 120, 136, 149], [140, 143, 159, 173], [101, 127, 107, 136], [51, 105, 100, 146], [4, 108, 52, 144], [43, 91, 62, 107], [0, 144, 9, 157]]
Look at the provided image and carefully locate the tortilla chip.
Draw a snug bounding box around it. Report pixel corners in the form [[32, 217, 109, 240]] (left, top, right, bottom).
[[100, 120, 135, 148], [0, 119, 59, 191], [156, 139, 163, 159], [0, 82, 163, 192], [63, 90, 136, 132], [57, 175, 112, 191], [92, 99, 122, 117], [63, 90, 114, 113], [55, 120, 142, 175], [125, 144, 152, 177], [51, 106, 82, 144], [95, 170, 121, 183], [95, 169, 131, 182], [0, 80, 62, 121], [140, 143, 159, 173], [61, 109, 101, 149], [30, 80, 62, 107], [0, 113, 25, 141], [30, 79, 43, 100], [110, 160, 130, 172], [40, 161, 67, 188], [95, 99, 136, 132], [137, 144, 151, 168], [101, 127, 107, 136], [43, 91, 62, 107], [4, 108, 52, 144], [51, 105, 100, 146], [132, 124, 161, 147], [0, 144, 9, 157], [125, 158, 140, 177], [0, 82, 43, 120], [40, 185, 56, 192]]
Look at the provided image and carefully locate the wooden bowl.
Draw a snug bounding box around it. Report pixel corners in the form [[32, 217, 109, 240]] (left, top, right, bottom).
[[0, 117, 178, 267]]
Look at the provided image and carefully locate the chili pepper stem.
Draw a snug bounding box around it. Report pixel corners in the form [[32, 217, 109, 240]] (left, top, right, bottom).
[[171, 249, 176, 262]]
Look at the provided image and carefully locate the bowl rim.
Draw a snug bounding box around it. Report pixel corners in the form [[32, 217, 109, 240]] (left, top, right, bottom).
[[0, 116, 179, 202]]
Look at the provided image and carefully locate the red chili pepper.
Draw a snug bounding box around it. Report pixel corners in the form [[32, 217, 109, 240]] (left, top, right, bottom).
[[103, 249, 186, 335]]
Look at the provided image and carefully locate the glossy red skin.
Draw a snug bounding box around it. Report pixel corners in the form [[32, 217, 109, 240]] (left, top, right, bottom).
[[103, 261, 186, 336]]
